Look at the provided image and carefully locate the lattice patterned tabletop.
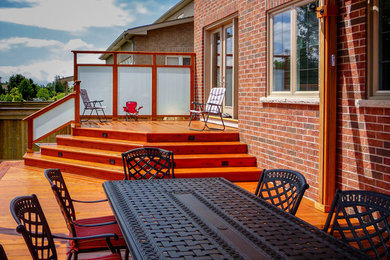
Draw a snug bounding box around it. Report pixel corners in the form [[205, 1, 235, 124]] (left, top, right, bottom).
[[103, 178, 369, 260]]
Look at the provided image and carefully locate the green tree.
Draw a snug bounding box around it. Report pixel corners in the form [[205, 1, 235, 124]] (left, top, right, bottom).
[[37, 88, 50, 101], [54, 75, 66, 93], [0, 93, 12, 101], [18, 79, 35, 100], [9, 87, 23, 101], [7, 74, 26, 93]]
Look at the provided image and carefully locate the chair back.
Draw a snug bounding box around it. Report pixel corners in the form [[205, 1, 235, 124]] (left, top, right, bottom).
[[205, 88, 226, 113], [44, 169, 77, 236], [10, 194, 58, 260], [122, 147, 174, 180], [80, 89, 92, 108], [323, 190, 390, 259], [0, 244, 7, 260], [255, 169, 309, 215], [125, 101, 138, 113]]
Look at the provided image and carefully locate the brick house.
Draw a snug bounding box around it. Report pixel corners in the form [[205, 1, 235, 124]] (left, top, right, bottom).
[[100, 0, 194, 65], [193, 0, 390, 210]]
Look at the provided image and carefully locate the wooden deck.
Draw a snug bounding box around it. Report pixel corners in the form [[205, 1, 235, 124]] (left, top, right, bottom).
[[0, 161, 328, 259], [24, 120, 262, 181]]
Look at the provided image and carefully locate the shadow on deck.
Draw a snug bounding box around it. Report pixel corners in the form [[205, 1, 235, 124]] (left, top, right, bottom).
[[0, 161, 328, 259]]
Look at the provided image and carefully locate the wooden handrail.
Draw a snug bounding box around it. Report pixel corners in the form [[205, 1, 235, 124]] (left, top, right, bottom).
[[23, 81, 80, 152]]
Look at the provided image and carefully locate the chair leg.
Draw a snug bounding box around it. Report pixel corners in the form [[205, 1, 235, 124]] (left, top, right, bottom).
[[87, 109, 93, 122], [95, 108, 107, 123], [204, 112, 225, 131], [188, 113, 207, 131], [80, 109, 87, 122]]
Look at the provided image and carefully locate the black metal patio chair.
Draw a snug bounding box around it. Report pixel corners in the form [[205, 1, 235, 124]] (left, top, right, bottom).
[[255, 169, 309, 215], [323, 190, 390, 259], [0, 244, 7, 260], [44, 169, 127, 258], [121, 147, 174, 180], [80, 88, 107, 123], [188, 87, 226, 131], [10, 194, 121, 260]]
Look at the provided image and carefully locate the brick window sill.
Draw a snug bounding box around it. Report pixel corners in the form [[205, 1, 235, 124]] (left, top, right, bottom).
[[260, 97, 320, 105], [355, 99, 390, 108]]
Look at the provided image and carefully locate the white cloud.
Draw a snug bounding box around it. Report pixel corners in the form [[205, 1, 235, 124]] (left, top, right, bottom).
[[0, 0, 135, 32], [0, 58, 73, 84], [135, 3, 148, 14], [0, 37, 61, 51], [0, 37, 98, 83], [0, 37, 93, 52]]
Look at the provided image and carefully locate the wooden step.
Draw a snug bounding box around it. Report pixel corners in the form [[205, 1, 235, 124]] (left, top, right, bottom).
[[55, 135, 248, 154], [23, 153, 262, 182], [39, 145, 257, 168], [73, 127, 240, 142]]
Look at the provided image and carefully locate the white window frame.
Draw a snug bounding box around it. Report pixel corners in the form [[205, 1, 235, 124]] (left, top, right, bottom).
[[165, 56, 191, 65], [268, 0, 320, 98], [368, 0, 390, 99]]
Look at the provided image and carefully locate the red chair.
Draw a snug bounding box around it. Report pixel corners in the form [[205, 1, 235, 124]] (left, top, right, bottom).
[[123, 101, 143, 121]]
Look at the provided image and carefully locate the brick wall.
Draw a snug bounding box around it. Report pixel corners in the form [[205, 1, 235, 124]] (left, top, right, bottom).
[[337, 0, 390, 193], [134, 22, 194, 53], [194, 0, 390, 201]]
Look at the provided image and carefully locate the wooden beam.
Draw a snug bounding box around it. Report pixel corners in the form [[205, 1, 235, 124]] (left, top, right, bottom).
[[316, 0, 338, 212]]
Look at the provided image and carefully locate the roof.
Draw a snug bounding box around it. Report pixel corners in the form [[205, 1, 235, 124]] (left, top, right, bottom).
[[99, 16, 193, 60], [154, 0, 193, 23]]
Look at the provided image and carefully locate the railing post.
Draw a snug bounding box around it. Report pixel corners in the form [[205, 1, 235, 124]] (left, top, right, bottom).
[[26, 119, 34, 153], [113, 53, 118, 121], [152, 54, 157, 120], [74, 80, 81, 127]]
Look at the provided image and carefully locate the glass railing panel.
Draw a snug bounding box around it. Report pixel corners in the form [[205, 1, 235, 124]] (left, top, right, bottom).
[[33, 98, 74, 140], [78, 66, 113, 115], [118, 67, 152, 115], [157, 67, 190, 115]]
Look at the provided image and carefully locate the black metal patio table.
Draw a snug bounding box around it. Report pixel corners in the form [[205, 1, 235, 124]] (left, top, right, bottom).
[[103, 178, 369, 260]]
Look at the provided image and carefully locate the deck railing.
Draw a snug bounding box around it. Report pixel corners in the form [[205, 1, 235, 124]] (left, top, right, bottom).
[[74, 50, 195, 120], [23, 81, 80, 152], [23, 51, 195, 151]]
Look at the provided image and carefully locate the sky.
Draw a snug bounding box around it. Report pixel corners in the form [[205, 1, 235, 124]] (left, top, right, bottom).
[[0, 0, 180, 85]]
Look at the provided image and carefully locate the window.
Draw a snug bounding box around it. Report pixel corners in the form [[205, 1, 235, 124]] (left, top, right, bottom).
[[120, 56, 134, 65], [269, 1, 319, 97], [369, 0, 390, 99], [165, 56, 191, 65]]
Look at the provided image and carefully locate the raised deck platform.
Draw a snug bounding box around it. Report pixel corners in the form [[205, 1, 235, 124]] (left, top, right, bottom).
[[24, 121, 262, 181]]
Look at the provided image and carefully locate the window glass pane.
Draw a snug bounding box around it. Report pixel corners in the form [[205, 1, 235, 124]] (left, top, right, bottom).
[[296, 1, 319, 91], [183, 57, 191, 65], [212, 32, 221, 88], [166, 57, 180, 65], [225, 26, 233, 106], [273, 11, 291, 91], [380, 0, 390, 90]]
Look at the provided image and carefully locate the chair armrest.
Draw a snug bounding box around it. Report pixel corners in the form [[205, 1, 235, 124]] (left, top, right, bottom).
[[52, 233, 118, 241], [72, 220, 117, 227], [52, 233, 119, 254], [72, 198, 108, 203], [192, 101, 205, 106]]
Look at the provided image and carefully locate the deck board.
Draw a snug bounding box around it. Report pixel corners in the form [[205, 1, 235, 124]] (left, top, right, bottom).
[[0, 161, 328, 259]]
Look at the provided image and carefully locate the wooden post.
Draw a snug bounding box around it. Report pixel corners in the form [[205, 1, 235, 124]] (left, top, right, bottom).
[[113, 53, 118, 121], [74, 80, 81, 128], [315, 0, 338, 212], [152, 54, 157, 120], [190, 53, 195, 110], [26, 119, 34, 153]]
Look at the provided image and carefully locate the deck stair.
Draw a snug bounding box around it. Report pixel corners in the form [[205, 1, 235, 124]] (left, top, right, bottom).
[[23, 122, 262, 181]]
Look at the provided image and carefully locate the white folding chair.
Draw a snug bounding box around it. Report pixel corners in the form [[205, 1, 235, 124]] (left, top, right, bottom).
[[188, 87, 226, 131]]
